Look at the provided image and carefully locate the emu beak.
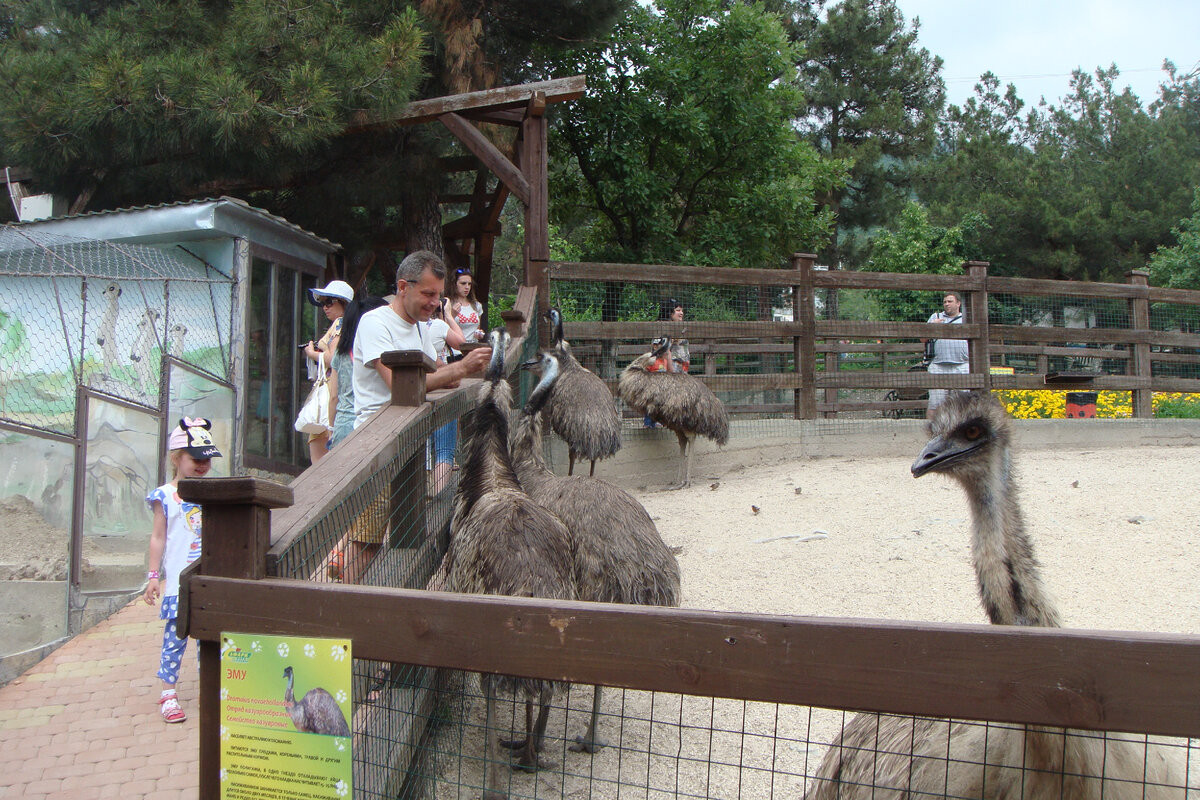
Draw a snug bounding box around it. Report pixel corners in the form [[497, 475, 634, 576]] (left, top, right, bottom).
[[911, 435, 985, 478], [520, 358, 540, 371]]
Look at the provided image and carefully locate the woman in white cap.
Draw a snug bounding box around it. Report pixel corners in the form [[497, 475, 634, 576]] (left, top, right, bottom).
[[303, 280, 353, 462]]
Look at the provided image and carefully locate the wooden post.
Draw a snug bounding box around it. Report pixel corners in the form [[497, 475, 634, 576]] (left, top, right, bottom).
[[792, 254, 817, 419], [500, 308, 526, 340], [179, 477, 294, 800], [1127, 270, 1152, 417], [381, 350, 437, 407], [966, 261, 991, 393], [521, 93, 550, 318]]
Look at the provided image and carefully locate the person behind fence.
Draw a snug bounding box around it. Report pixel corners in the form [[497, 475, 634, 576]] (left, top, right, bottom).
[[923, 292, 967, 411], [143, 417, 222, 724], [352, 250, 492, 429], [425, 297, 470, 494], [644, 298, 689, 427], [302, 280, 353, 463], [448, 266, 487, 345]]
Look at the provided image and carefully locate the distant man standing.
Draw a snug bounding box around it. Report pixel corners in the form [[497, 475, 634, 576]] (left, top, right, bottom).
[[352, 250, 492, 429], [923, 292, 967, 411]]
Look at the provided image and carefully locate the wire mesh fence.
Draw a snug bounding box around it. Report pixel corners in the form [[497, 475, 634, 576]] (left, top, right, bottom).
[[363, 669, 1199, 800], [0, 227, 235, 435], [546, 261, 1200, 432]]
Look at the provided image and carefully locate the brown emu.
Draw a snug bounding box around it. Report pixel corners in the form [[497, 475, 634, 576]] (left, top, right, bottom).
[[282, 666, 350, 736], [806, 391, 1185, 800], [618, 337, 728, 488], [513, 351, 681, 752], [541, 308, 622, 476], [445, 328, 576, 799]]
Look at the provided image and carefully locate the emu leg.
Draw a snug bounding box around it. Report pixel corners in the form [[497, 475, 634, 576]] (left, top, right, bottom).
[[568, 684, 608, 753], [482, 679, 507, 800], [669, 431, 689, 490], [567, 449, 577, 476], [513, 687, 555, 772], [588, 459, 596, 477]]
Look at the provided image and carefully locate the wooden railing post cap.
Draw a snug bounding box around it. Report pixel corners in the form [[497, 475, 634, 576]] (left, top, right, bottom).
[[792, 253, 818, 261], [964, 260, 990, 268], [177, 476, 294, 510], [380, 349, 437, 373], [500, 308, 527, 324], [1127, 269, 1150, 281]]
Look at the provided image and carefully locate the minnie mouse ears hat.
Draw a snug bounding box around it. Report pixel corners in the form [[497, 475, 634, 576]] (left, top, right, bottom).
[[169, 417, 222, 459], [308, 280, 354, 306]]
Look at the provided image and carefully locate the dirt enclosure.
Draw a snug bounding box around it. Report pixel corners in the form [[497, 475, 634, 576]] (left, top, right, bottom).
[[426, 436, 1200, 799]]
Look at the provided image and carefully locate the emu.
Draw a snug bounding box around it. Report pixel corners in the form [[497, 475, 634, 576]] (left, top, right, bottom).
[[541, 308, 622, 476], [282, 666, 350, 736], [513, 350, 681, 752], [446, 328, 576, 799], [806, 391, 1185, 800], [618, 337, 728, 488]]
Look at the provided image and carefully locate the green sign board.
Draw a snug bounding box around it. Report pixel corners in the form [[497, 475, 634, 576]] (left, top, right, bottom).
[[219, 632, 353, 799]]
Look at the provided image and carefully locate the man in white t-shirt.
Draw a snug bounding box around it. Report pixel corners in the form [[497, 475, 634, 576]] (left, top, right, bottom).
[[352, 250, 492, 428]]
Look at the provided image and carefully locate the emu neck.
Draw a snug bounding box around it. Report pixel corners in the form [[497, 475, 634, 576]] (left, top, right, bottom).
[[962, 449, 1060, 628], [510, 411, 552, 489], [459, 381, 522, 514]]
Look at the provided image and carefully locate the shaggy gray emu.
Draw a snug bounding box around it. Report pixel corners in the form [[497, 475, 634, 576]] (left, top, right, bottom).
[[618, 337, 728, 488], [806, 391, 1185, 800], [542, 307, 622, 476], [513, 351, 681, 752], [446, 328, 576, 799], [282, 666, 351, 736]]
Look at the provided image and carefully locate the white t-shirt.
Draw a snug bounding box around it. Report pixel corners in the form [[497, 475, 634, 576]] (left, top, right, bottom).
[[423, 318, 451, 361], [352, 305, 437, 428], [454, 301, 484, 342], [146, 482, 202, 600]]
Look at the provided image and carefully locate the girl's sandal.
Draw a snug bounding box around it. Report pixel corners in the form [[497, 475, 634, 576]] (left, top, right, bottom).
[[160, 694, 186, 723]]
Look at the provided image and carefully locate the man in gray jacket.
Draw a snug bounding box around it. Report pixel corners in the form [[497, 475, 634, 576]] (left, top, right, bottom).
[[924, 292, 967, 411]]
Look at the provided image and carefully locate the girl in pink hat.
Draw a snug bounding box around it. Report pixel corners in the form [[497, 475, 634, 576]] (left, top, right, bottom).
[[143, 417, 222, 723]]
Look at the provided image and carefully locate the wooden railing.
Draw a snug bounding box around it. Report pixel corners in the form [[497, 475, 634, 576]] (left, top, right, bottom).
[[548, 258, 1200, 418]]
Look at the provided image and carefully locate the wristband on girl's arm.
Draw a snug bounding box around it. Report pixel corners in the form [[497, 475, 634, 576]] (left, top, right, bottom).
[[148, 570, 160, 580]]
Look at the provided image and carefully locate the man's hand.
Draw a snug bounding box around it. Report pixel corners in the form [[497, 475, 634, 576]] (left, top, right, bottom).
[[459, 346, 492, 376]]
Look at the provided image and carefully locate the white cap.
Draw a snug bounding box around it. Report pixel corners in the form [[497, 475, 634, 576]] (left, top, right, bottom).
[[309, 280, 354, 306]]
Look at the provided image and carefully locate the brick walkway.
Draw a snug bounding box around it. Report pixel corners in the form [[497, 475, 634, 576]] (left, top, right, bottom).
[[0, 599, 198, 799]]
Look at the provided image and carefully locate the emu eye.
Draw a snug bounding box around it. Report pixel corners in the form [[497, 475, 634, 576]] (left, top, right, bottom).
[[963, 425, 983, 440]]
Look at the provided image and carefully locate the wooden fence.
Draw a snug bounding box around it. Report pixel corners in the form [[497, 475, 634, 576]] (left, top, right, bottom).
[[547, 257, 1200, 418], [179, 282, 1200, 798]]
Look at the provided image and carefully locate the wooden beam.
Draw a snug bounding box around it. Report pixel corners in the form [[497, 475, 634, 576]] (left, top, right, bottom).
[[184, 576, 1200, 738], [438, 112, 530, 205], [345, 76, 586, 133]]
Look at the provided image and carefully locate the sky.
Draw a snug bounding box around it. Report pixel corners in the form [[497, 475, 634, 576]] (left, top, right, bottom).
[[892, 0, 1200, 110]]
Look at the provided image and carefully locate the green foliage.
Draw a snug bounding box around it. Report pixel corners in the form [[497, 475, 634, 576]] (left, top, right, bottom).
[[1149, 187, 1200, 290], [863, 202, 968, 321], [1154, 395, 1200, 419], [920, 65, 1200, 282], [545, 0, 844, 268], [797, 0, 945, 268]]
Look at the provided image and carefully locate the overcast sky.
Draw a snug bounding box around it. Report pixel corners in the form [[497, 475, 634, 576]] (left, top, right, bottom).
[[891, 0, 1200, 109]]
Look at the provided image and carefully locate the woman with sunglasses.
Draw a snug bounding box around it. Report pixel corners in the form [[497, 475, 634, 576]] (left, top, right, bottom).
[[303, 280, 353, 463], [447, 268, 486, 343]]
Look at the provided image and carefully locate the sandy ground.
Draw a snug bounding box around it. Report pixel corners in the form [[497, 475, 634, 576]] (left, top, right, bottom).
[[427, 440, 1200, 799]]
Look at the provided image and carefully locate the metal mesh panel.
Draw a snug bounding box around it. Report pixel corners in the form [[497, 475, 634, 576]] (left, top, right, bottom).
[[367, 673, 1198, 800], [0, 229, 235, 433]]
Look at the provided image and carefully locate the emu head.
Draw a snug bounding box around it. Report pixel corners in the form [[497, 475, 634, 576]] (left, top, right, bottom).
[[912, 391, 1012, 483], [544, 307, 565, 346], [521, 351, 560, 414], [484, 327, 510, 382]]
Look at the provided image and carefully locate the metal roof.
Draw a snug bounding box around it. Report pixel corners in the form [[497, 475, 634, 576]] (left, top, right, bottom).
[[10, 196, 340, 264]]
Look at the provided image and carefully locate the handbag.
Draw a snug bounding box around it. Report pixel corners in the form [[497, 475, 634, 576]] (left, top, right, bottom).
[[294, 371, 332, 434]]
